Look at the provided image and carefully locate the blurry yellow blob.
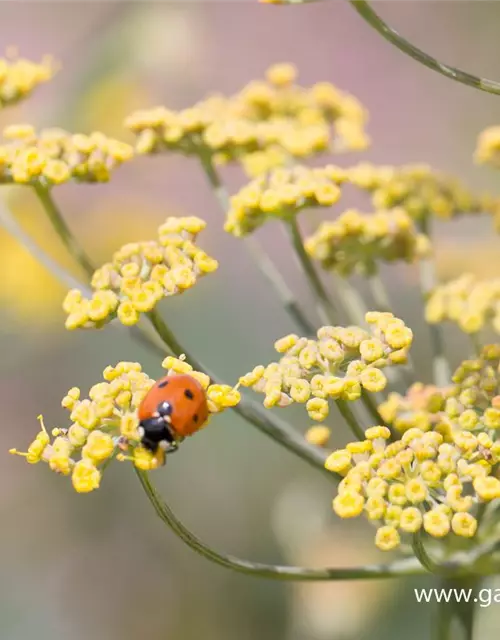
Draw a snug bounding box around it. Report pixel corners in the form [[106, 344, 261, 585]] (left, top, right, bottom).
[[436, 240, 500, 280], [76, 74, 152, 139]]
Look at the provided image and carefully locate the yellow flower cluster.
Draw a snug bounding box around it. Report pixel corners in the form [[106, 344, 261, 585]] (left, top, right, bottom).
[[305, 208, 431, 276], [425, 274, 500, 334], [0, 125, 133, 185], [382, 347, 500, 441], [63, 216, 218, 330], [475, 126, 500, 168], [225, 165, 344, 237], [379, 383, 451, 435], [239, 312, 413, 422], [327, 423, 500, 550], [346, 163, 492, 222], [451, 344, 500, 417], [10, 359, 240, 493], [125, 63, 369, 172], [0, 53, 55, 108]]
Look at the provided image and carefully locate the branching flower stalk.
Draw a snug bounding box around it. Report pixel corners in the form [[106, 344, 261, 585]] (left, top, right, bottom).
[[197, 150, 316, 335], [138, 468, 500, 583], [368, 273, 392, 312], [331, 273, 367, 326], [33, 182, 96, 277], [287, 217, 338, 325], [28, 184, 169, 357], [335, 397, 366, 441], [136, 468, 427, 580], [412, 530, 443, 575], [23, 183, 334, 474], [147, 311, 333, 475], [0, 201, 166, 357]]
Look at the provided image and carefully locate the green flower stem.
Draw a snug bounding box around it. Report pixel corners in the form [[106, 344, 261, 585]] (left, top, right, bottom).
[[33, 182, 96, 277], [197, 151, 316, 336], [350, 0, 500, 97], [417, 216, 451, 387], [412, 530, 442, 574], [464, 533, 500, 574], [0, 201, 91, 293], [368, 273, 392, 312], [287, 217, 338, 325], [332, 274, 367, 327], [335, 398, 366, 441], [333, 274, 414, 396], [28, 182, 167, 356], [135, 468, 426, 581], [147, 308, 334, 477], [277, 0, 500, 98], [361, 390, 384, 427], [469, 332, 482, 358]]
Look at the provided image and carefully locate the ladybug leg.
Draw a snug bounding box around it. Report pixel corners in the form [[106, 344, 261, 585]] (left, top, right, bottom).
[[159, 439, 179, 454]]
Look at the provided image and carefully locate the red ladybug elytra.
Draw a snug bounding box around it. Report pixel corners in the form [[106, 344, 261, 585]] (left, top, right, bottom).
[[138, 374, 209, 453]]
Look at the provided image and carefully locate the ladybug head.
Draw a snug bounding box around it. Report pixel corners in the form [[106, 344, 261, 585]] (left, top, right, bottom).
[[157, 400, 173, 421]]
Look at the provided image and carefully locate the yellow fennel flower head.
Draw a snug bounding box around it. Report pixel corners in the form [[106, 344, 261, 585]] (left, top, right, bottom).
[[12, 358, 233, 489], [448, 346, 500, 438], [0, 51, 56, 108], [9, 361, 161, 493], [0, 126, 133, 185], [125, 65, 368, 172], [63, 216, 217, 330], [378, 382, 449, 434], [345, 162, 492, 222], [426, 274, 500, 335], [225, 165, 344, 237], [326, 416, 498, 549], [239, 314, 411, 423], [305, 207, 430, 276]]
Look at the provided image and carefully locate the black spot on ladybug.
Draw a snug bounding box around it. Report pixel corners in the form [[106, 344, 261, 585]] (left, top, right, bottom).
[[157, 380, 169, 388], [193, 414, 199, 423], [184, 389, 194, 400]]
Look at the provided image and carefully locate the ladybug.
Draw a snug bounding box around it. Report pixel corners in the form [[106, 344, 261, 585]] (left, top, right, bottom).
[[137, 374, 209, 453]]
